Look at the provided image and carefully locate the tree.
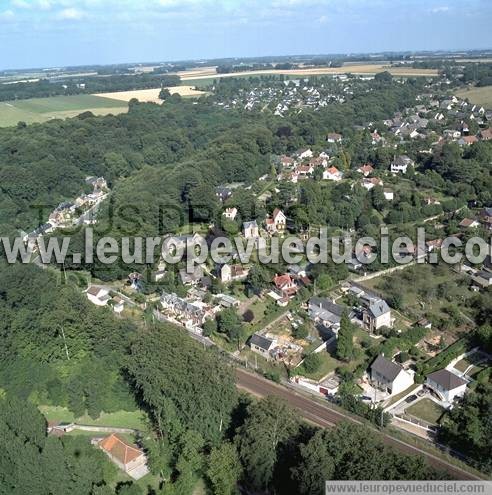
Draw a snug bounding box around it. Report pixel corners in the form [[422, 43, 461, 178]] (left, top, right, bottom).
[[291, 430, 335, 495], [236, 397, 299, 491], [159, 88, 171, 99], [203, 318, 218, 337], [336, 312, 355, 361], [217, 308, 244, 344], [293, 323, 309, 340], [207, 442, 242, 495], [302, 353, 322, 374]]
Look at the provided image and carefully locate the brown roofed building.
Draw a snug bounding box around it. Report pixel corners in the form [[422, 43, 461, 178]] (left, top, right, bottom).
[[98, 434, 149, 480]]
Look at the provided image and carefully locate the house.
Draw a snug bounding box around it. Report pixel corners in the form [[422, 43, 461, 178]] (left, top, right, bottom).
[[296, 164, 314, 176], [443, 129, 461, 140], [280, 155, 295, 168], [243, 220, 259, 239], [357, 163, 374, 176], [249, 333, 276, 360], [223, 207, 238, 220], [297, 148, 313, 159], [308, 297, 347, 333], [323, 166, 343, 181], [390, 155, 414, 174], [363, 299, 392, 333], [273, 273, 298, 298], [326, 132, 342, 143], [179, 265, 204, 285], [425, 369, 467, 404], [220, 263, 249, 283], [370, 131, 382, 144], [160, 292, 208, 328], [215, 186, 232, 202], [265, 208, 287, 233], [458, 136, 478, 146], [459, 218, 480, 229], [370, 355, 414, 396], [383, 189, 394, 201], [480, 207, 492, 230], [362, 177, 383, 191], [86, 286, 110, 306], [97, 434, 149, 480], [471, 270, 492, 289], [112, 296, 125, 314], [480, 128, 492, 141], [426, 239, 443, 252]]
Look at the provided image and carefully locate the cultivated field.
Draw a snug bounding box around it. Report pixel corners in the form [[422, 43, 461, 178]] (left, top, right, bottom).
[[94, 85, 207, 103], [178, 63, 438, 81], [0, 94, 128, 127], [456, 85, 492, 108]]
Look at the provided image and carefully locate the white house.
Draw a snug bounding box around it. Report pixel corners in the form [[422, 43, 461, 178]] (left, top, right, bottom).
[[390, 155, 414, 174], [326, 132, 342, 143], [363, 299, 392, 333], [383, 189, 394, 201], [370, 355, 414, 396], [265, 208, 287, 233], [243, 220, 259, 239], [323, 166, 343, 181], [297, 148, 313, 160], [86, 286, 110, 306], [426, 369, 468, 404], [223, 207, 238, 220], [362, 177, 383, 191], [249, 333, 276, 360]]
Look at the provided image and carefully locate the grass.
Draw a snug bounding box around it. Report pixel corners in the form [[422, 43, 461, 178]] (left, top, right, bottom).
[[297, 350, 342, 381], [406, 398, 446, 425], [38, 405, 148, 430], [456, 85, 492, 108], [0, 94, 128, 127]]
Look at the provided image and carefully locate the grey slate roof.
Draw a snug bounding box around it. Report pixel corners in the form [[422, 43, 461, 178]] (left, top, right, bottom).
[[368, 299, 391, 318], [250, 333, 274, 351], [371, 355, 403, 382], [427, 369, 467, 391]]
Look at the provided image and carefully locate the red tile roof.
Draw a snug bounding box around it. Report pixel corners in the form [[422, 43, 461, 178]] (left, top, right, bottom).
[[99, 434, 143, 465]]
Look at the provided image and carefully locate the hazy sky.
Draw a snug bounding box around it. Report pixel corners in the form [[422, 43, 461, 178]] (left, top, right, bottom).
[[1, 0, 491, 70]]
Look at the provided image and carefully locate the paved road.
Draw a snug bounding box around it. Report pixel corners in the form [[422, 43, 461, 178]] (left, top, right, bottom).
[[235, 368, 483, 481]]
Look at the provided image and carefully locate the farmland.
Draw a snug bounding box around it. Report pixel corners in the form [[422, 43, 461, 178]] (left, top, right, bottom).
[[0, 94, 128, 127], [178, 63, 439, 82], [94, 85, 208, 103], [456, 85, 492, 108]]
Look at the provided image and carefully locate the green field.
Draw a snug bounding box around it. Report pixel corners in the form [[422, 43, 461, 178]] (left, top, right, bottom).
[[456, 85, 492, 109], [0, 94, 128, 127]]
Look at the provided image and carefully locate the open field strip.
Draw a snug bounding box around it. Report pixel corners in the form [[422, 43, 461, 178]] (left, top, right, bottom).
[[0, 94, 128, 127], [178, 63, 438, 81], [94, 85, 207, 103], [456, 85, 492, 108]]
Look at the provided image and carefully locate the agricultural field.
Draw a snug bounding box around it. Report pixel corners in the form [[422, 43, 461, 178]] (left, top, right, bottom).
[[178, 63, 438, 82], [94, 85, 208, 103], [455, 85, 492, 109], [0, 94, 128, 127]]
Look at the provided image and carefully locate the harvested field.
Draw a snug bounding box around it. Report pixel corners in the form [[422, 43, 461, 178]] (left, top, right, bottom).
[[178, 63, 438, 81], [94, 85, 207, 103], [455, 85, 492, 109]]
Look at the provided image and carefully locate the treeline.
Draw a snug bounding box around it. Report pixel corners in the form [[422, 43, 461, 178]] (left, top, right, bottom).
[[0, 73, 180, 102]]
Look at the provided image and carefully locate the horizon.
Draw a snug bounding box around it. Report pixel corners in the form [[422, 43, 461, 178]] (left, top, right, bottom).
[[1, 0, 492, 71]]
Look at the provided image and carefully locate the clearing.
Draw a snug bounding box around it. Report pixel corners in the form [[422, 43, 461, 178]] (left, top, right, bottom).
[[94, 85, 207, 103], [0, 94, 128, 127], [456, 85, 492, 109]]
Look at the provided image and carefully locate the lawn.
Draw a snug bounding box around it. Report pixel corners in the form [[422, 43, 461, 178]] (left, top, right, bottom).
[[0, 94, 128, 127], [38, 405, 148, 430], [406, 398, 446, 425], [456, 85, 492, 109]]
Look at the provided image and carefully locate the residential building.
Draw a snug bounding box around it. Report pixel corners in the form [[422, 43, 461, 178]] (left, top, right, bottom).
[[326, 132, 342, 143], [249, 333, 276, 360], [265, 208, 287, 233], [97, 434, 149, 480], [363, 299, 392, 333], [459, 218, 480, 229], [357, 163, 374, 176], [86, 286, 110, 306], [243, 220, 259, 239], [223, 207, 238, 220], [425, 369, 468, 404], [472, 270, 492, 289], [323, 166, 343, 181], [308, 297, 347, 333], [480, 207, 492, 230], [383, 189, 394, 201], [220, 263, 249, 283], [370, 355, 414, 395], [273, 273, 298, 299], [390, 155, 414, 174]]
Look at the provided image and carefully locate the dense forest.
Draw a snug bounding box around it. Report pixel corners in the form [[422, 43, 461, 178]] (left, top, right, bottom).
[[0, 263, 446, 494]]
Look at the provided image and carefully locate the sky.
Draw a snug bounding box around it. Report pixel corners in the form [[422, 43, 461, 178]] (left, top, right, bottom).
[[0, 0, 491, 70]]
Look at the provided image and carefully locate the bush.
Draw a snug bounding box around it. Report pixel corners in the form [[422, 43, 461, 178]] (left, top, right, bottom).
[[293, 323, 309, 340]]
